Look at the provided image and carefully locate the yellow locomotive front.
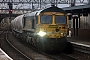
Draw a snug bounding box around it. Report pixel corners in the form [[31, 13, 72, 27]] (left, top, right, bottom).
[[36, 12, 68, 38], [34, 7, 68, 51]]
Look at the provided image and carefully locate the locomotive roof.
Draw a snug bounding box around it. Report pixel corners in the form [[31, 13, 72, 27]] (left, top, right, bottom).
[[24, 6, 67, 17], [41, 6, 67, 14]]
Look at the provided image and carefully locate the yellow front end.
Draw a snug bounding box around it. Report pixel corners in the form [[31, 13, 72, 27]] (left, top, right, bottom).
[[36, 24, 67, 38], [35, 12, 68, 38], [34, 12, 68, 51]]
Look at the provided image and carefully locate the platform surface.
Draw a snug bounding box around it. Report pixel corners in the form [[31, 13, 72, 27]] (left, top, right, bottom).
[[0, 48, 13, 60], [67, 37, 90, 48]]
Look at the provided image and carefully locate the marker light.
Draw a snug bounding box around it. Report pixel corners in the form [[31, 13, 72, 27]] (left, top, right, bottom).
[[38, 31, 46, 37]]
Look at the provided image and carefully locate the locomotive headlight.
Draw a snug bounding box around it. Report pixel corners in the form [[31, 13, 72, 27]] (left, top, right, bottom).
[[61, 33, 63, 35], [61, 33, 66, 36], [38, 31, 46, 37]]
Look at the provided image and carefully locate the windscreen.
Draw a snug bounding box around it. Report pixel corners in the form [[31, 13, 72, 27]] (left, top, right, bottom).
[[40, 15, 52, 24], [55, 15, 66, 24]]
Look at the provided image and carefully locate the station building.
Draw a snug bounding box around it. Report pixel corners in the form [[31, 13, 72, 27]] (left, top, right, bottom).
[[63, 4, 90, 39]]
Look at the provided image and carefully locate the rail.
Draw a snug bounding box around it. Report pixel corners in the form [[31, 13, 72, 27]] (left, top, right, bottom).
[[71, 42, 90, 54], [5, 32, 32, 60]]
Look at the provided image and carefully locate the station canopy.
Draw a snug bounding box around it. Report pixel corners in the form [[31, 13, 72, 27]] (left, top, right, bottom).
[[63, 4, 90, 13]]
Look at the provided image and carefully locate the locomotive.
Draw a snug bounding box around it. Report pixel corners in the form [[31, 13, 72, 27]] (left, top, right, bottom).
[[11, 6, 68, 52]]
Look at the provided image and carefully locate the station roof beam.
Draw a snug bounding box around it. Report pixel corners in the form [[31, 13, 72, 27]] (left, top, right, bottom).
[[63, 4, 90, 13]]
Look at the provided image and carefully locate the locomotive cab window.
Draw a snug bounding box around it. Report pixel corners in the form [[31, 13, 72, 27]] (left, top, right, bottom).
[[40, 15, 52, 24], [55, 15, 66, 24]]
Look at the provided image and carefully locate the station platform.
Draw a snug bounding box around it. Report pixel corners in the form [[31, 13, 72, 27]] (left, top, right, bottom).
[[67, 37, 90, 48], [0, 48, 13, 60], [67, 30, 90, 47]]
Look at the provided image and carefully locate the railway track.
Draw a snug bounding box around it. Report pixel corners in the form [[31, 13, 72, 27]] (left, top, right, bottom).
[[72, 42, 90, 54], [0, 29, 6, 35], [6, 32, 31, 60], [6, 31, 55, 60], [6, 31, 78, 60], [0, 30, 29, 60], [64, 42, 90, 60], [1, 29, 85, 60]]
